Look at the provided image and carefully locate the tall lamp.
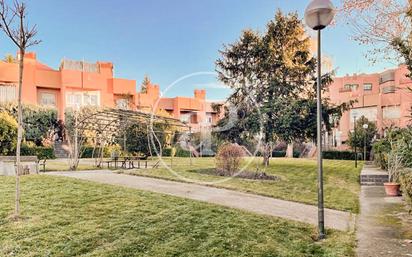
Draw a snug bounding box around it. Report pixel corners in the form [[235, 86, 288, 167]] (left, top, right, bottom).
[[304, 0, 335, 240], [362, 123, 369, 161], [354, 115, 358, 168]]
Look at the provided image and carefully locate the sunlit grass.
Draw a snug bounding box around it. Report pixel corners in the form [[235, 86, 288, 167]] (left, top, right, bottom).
[[120, 157, 362, 213], [0, 175, 355, 257]]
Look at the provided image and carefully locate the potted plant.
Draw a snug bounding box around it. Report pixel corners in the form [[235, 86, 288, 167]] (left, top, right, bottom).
[[384, 140, 404, 196]]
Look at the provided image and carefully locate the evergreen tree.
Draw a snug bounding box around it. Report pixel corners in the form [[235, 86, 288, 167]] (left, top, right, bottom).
[[216, 10, 350, 165], [141, 75, 151, 93], [3, 53, 16, 63], [348, 116, 377, 152]]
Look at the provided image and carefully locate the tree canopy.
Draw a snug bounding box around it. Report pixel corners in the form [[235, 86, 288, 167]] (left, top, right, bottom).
[[215, 10, 350, 164], [348, 116, 377, 151]]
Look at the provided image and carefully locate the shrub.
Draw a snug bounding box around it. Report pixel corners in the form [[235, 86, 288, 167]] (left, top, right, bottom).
[[0, 112, 18, 155], [0, 103, 57, 146], [322, 150, 358, 160], [400, 170, 412, 211], [372, 139, 390, 170], [215, 143, 246, 176], [163, 147, 174, 157], [80, 144, 123, 158], [372, 127, 412, 170], [20, 142, 55, 159], [272, 151, 286, 157], [175, 146, 190, 157]]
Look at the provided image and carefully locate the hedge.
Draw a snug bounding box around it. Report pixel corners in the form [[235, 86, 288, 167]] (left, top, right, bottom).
[[322, 150, 364, 160], [81, 147, 109, 158], [81, 145, 127, 158], [400, 171, 412, 211], [272, 151, 300, 158], [163, 147, 190, 157], [20, 145, 55, 159]]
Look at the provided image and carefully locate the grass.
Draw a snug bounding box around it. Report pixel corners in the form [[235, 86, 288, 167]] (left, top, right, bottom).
[[0, 175, 355, 257], [44, 159, 102, 172], [119, 157, 362, 213]]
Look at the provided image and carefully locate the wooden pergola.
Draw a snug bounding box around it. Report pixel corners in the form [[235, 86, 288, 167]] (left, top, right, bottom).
[[65, 107, 191, 169]]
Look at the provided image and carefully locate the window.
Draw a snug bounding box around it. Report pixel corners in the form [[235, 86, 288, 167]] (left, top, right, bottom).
[[0, 84, 16, 102], [344, 84, 352, 90], [84, 94, 98, 106], [66, 91, 100, 108], [40, 92, 56, 107], [383, 106, 401, 119], [350, 107, 378, 122], [343, 84, 358, 91], [116, 98, 129, 110], [180, 113, 191, 123], [205, 114, 213, 124], [363, 83, 372, 91]]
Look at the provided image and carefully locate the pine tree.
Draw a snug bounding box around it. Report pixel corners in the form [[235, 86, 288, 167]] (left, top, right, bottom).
[[216, 10, 349, 165], [141, 75, 151, 93], [3, 53, 16, 63]]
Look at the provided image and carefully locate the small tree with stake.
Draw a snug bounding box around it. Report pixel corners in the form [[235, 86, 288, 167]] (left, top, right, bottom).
[[0, 0, 40, 219]]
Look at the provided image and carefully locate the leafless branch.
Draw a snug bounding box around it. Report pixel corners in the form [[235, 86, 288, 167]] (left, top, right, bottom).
[[0, 0, 41, 51], [338, 0, 410, 63]]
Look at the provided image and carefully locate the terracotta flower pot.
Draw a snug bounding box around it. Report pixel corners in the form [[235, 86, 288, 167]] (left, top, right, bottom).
[[384, 182, 401, 196]]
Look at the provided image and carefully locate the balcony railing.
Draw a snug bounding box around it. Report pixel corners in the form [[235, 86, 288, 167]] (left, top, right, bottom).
[[382, 85, 396, 94]]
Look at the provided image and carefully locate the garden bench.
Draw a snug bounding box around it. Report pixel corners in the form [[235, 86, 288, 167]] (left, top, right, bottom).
[[38, 159, 47, 172], [0, 156, 39, 176]]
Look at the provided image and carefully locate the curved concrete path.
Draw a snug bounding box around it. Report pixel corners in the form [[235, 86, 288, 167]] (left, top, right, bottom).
[[48, 170, 355, 231]]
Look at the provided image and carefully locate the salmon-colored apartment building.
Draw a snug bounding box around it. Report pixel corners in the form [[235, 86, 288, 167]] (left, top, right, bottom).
[[327, 65, 412, 149], [0, 53, 222, 131]]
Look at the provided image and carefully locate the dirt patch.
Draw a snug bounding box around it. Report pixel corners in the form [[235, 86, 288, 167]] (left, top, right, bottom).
[[189, 168, 280, 181]]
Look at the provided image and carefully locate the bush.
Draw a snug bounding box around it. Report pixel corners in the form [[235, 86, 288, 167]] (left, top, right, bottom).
[[0, 112, 18, 155], [175, 147, 190, 157], [322, 150, 358, 160], [162, 147, 174, 157], [272, 151, 286, 157], [20, 143, 55, 159], [372, 127, 412, 170], [372, 139, 390, 170], [80, 145, 123, 158], [400, 170, 412, 211], [215, 143, 246, 176], [0, 103, 57, 146]]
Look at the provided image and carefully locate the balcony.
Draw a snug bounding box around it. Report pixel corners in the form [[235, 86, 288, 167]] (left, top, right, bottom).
[[382, 85, 396, 94], [379, 70, 395, 84]]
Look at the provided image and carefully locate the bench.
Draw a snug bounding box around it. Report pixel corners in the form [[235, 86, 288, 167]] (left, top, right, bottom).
[[0, 156, 40, 176]]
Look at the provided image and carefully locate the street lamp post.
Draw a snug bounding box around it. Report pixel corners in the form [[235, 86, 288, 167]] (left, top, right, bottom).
[[304, 0, 335, 240], [353, 116, 357, 168], [363, 123, 369, 161]]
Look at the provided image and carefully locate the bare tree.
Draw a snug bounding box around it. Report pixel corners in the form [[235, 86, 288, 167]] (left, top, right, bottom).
[[0, 0, 40, 219], [339, 0, 411, 62]]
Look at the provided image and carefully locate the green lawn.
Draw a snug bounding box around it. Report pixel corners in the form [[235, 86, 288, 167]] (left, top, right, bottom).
[[0, 175, 355, 257], [119, 157, 362, 213], [44, 159, 102, 172]]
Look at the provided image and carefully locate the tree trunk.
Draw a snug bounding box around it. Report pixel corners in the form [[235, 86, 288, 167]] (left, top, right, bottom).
[[14, 50, 25, 219], [286, 143, 294, 158], [262, 142, 271, 166]]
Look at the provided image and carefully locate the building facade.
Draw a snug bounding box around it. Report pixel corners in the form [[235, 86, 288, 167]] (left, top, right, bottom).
[[0, 53, 222, 131], [327, 65, 412, 148]]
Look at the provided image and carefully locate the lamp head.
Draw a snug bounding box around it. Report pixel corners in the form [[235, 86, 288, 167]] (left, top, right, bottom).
[[304, 0, 335, 30]]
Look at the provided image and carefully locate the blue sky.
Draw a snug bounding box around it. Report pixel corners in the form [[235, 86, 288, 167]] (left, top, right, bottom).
[[0, 0, 397, 100]]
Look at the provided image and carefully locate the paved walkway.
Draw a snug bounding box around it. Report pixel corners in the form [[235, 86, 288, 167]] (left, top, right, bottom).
[[357, 186, 412, 257], [48, 170, 354, 231]]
